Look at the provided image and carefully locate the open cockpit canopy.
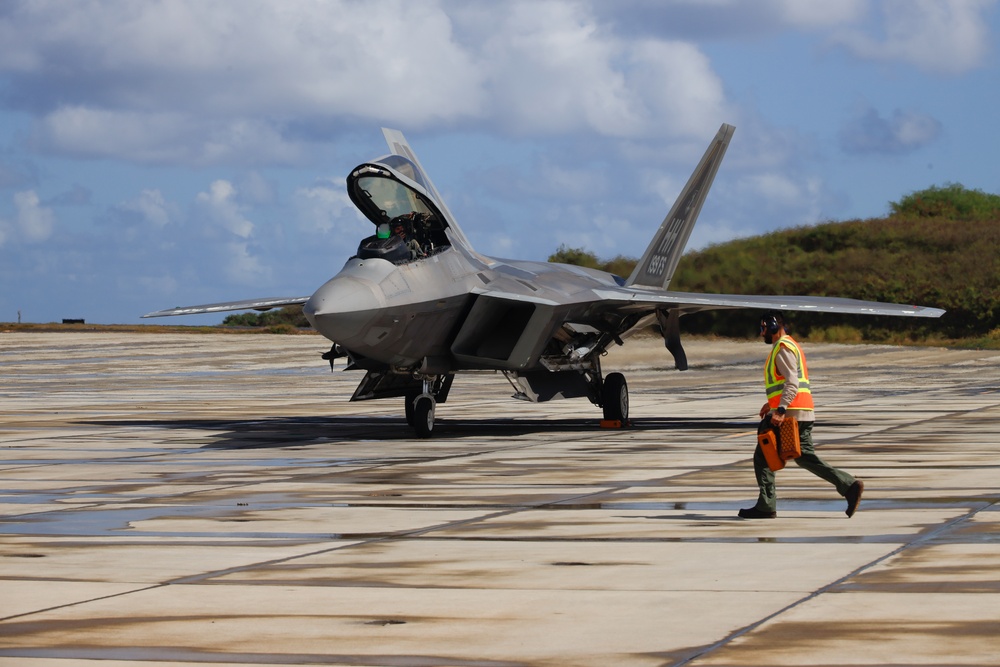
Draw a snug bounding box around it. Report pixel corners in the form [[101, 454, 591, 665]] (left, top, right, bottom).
[[347, 157, 452, 231], [348, 157, 451, 264]]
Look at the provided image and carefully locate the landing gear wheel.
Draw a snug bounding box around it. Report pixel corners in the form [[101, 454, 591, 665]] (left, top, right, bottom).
[[602, 372, 629, 422], [404, 392, 418, 426], [413, 394, 436, 438]]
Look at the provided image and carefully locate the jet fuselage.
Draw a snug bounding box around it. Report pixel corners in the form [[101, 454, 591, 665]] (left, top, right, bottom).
[[304, 245, 631, 374]]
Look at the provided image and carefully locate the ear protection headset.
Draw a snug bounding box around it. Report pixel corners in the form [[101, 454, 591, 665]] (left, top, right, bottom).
[[760, 312, 783, 336]]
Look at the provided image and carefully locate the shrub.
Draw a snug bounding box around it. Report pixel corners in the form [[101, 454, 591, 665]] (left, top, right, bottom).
[[548, 245, 601, 269], [807, 325, 864, 344], [222, 305, 310, 329], [890, 183, 1000, 220], [547, 246, 638, 278], [265, 323, 299, 335]]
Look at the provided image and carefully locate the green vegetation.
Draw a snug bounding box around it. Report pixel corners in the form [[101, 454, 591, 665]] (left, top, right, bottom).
[[890, 183, 1000, 219], [222, 305, 311, 333], [549, 244, 638, 278], [550, 184, 1000, 347]]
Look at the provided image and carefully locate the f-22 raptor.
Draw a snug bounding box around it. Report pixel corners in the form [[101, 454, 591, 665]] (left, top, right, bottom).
[[145, 124, 944, 436]]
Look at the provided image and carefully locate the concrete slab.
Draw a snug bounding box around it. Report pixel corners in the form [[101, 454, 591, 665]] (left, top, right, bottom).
[[1, 332, 999, 666]]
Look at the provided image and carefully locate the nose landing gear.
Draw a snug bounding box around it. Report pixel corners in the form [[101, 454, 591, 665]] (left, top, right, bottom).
[[407, 393, 436, 438], [403, 375, 453, 438]]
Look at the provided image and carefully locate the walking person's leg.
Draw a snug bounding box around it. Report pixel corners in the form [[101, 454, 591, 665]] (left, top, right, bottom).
[[739, 445, 778, 518], [792, 422, 864, 516]]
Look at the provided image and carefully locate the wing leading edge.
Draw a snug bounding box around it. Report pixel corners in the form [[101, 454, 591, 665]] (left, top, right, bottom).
[[143, 296, 310, 318], [593, 287, 946, 319]]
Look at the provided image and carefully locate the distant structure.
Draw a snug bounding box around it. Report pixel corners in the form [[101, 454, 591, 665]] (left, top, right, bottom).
[[17, 310, 21, 324], [62, 319, 85, 324]]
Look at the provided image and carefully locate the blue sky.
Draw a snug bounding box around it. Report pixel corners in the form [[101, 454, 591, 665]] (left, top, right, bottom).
[[1, 0, 997, 324]]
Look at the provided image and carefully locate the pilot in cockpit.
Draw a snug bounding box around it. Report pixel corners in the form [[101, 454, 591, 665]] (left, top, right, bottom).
[[391, 218, 407, 239], [357, 212, 438, 263], [390, 213, 427, 260]]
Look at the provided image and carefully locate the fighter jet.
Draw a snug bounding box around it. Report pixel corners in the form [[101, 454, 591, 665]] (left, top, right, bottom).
[[145, 124, 944, 436]]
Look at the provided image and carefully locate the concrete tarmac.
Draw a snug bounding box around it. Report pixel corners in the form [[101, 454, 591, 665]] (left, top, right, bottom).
[[1, 331, 998, 666]]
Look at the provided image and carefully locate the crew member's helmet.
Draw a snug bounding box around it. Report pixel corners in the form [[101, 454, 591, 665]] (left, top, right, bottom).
[[759, 311, 784, 337]]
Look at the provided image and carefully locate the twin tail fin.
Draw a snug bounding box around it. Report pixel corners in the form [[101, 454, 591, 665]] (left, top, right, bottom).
[[626, 123, 735, 290]]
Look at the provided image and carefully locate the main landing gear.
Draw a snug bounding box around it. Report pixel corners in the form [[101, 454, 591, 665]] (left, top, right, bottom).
[[600, 371, 629, 423], [401, 370, 627, 437]]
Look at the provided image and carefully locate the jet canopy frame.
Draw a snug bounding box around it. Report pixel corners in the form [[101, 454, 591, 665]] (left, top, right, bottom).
[[348, 157, 450, 231], [348, 158, 452, 265]]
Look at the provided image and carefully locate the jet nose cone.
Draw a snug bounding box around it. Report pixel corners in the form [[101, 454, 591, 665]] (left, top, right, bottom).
[[304, 276, 384, 343]]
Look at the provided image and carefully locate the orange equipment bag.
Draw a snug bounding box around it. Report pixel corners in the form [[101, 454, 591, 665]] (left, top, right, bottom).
[[757, 415, 802, 472]]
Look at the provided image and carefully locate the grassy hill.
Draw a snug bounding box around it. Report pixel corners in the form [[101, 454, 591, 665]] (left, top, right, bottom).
[[555, 184, 1000, 346], [673, 214, 997, 343]]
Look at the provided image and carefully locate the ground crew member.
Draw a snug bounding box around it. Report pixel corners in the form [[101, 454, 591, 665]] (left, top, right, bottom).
[[739, 311, 864, 519]]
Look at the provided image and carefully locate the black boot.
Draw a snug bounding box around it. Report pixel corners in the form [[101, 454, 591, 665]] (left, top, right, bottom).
[[738, 507, 776, 519], [845, 480, 864, 518]]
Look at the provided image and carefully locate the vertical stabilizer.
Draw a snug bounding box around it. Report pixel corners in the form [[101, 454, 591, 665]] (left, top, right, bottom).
[[381, 128, 474, 251], [626, 123, 735, 289]]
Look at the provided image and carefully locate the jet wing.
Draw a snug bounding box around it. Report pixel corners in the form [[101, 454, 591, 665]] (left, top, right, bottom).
[[593, 287, 946, 318], [142, 296, 310, 318]]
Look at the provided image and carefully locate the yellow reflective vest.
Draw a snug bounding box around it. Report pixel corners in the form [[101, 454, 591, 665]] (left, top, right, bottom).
[[764, 335, 814, 410]]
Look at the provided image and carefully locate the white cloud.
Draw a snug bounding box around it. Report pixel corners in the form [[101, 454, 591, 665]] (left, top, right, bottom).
[[13, 190, 55, 242], [644, 172, 685, 210], [224, 241, 272, 286], [2, 0, 484, 164], [580, 0, 869, 40], [626, 40, 728, 137], [238, 172, 278, 206], [478, 2, 727, 138], [2, 0, 740, 165], [745, 173, 807, 206], [525, 160, 610, 200], [840, 107, 942, 154], [733, 172, 824, 225], [579, 212, 635, 255], [2, 0, 989, 176], [479, 2, 641, 136], [196, 180, 254, 238], [773, 0, 868, 28], [36, 107, 191, 162], [830, 0, 996, 74], [293, 179, 366, 235], [119, 189, 174, 228], [36, 107, 303, 166], [583, 0, 992, 75]]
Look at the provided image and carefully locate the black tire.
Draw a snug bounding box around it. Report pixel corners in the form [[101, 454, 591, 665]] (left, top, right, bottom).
[[602, 372, 629, 422], [404, 393, 418, 426], [413, 395, 435, 438]]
